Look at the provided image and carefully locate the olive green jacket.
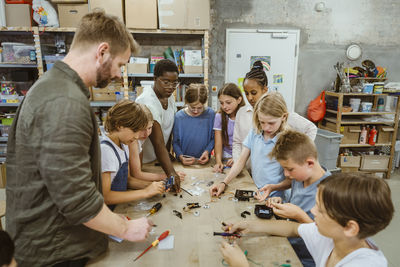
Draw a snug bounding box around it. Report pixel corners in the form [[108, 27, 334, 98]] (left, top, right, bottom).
[[6, 61, 107, 266]]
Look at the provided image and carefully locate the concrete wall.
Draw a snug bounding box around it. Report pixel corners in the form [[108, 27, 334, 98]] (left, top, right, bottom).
[[209, 0, 400, 115]]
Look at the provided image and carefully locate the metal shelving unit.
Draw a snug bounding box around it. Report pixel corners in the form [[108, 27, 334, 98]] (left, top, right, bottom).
[[90, 101, 116, 107]]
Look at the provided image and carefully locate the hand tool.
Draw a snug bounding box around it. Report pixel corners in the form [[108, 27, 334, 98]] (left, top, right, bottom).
[[213, 232, 242, 238], [146, 202, 162, 217], [180, 187, 193, 196], [133, 230, 170, 261]]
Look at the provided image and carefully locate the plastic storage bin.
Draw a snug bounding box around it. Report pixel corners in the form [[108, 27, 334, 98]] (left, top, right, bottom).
[[44, 55, 65, 71], [2, 42, 35, 63], [0, 125, 11, 137], [314, 128, 343, 170], [1, 81, 33, 96]]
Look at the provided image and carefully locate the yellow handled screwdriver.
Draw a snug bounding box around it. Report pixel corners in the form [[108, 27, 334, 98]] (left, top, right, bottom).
[[146, 202, 162, 217]]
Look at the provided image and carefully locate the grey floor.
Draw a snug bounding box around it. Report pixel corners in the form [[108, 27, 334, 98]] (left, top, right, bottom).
[[1, 171, 400, 266]]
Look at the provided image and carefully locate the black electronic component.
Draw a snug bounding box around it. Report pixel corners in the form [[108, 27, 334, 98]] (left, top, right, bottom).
[[234, 189, 255, 201], [254, 205, 273, 219], [164, 175, 175, 190]]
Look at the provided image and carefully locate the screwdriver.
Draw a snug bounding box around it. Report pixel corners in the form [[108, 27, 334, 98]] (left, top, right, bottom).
[[133, 230, 170, 261], [146, 202, 162, 217]]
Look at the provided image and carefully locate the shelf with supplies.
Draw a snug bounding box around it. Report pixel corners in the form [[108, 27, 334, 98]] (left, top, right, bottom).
[[323, 117, 396, 125], [126, 29, 209, 104], [0, 27, 209, 105], [326, 109, 396, 116], [318, 91, 400, 178], [0, 63, 37, 68]]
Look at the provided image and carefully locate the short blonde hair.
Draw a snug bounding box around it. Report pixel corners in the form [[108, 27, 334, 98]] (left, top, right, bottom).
[[71, 10, 140, 56], [184, 83, 208, 104], [253, 92, 288, 134], [269, 130, 317, 163], [104, 100, 152, 133]]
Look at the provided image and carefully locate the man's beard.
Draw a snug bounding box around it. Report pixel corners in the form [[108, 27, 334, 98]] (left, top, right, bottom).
[[95, 58, 113, 88]]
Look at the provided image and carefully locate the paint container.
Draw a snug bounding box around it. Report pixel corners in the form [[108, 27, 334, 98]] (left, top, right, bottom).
[[373, 82, 384, 94], [377, 97, 385, 111], [361, 102, 373, 112], [363, 83, 374, 94], [349, 98, 361, 112]]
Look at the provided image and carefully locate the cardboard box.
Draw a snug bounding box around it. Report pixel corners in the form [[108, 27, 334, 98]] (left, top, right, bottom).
[[183, 65, 203, 74], [58, 4, 89, 27], [340, 126, 361, 144], [339, 155, 361, 168], [158, 0, 210, 29], [360, 155, 390, 171], [125, 0, 157, 29], [89, 0, 124, 22], [92, 88, 116, 101], [5, 4, 31, 27], [91, 82, 121, 101], [183, 50, 203, 74], [127, 63, 148, 74], [127, 57, 149, 74], [377, 126, 394, 144]]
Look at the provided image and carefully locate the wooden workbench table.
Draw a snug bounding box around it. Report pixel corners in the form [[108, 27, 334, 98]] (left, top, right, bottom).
[[88, 163, 301, 267]]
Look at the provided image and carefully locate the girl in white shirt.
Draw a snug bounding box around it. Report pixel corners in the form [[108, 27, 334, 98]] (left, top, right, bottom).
[[101, 100, 165, 209], [233, 61, 317, 164]]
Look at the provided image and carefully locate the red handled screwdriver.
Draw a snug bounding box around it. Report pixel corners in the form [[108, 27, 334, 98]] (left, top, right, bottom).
[[133, 230, 170, 261]]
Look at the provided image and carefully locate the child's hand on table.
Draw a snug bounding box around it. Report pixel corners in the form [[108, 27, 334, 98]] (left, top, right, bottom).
[[219, 241, 249, 267], [176, 171, 186, 181], [254, 184, 275, 201], [180, 155, 196, 166], [265, 197, 282, 207], [225, 158, 234, 167], [213, 162, 224, 173], [223, 221, 252, 235], [145, 181, 165, 197], [270, 202, 303, 220], [209, 182, 226, 197], [197, 151, 209, 164]]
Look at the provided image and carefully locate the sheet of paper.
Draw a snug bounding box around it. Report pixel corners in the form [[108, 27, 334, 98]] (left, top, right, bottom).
[[158, 235, 174, 250]]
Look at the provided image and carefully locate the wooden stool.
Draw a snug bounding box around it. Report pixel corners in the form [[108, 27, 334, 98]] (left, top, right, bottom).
[[0, 200, 5, 230]]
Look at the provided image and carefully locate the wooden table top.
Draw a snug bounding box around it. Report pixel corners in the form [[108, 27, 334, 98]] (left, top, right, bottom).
[[88, 163, 301, 267]]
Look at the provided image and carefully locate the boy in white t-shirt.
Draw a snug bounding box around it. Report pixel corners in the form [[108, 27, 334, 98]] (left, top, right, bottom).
[[101, 100, 165, 210], [219, 173, 394, 267]]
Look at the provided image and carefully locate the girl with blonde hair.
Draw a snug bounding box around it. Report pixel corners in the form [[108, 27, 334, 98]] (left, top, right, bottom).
[[210, 92, 289, 198]]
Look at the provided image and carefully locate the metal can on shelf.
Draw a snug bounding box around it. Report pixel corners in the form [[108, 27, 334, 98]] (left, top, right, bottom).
[[373, 82, 384, 94]]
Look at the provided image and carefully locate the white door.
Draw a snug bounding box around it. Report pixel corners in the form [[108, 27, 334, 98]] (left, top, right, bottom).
[[225, 29, 300, 112]]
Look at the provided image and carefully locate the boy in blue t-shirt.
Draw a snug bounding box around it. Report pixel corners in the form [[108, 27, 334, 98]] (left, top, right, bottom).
[[256, 130, 331, 267]]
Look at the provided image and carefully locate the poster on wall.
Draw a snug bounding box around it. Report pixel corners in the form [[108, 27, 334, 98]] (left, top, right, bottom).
[[250, 56, 271, 71], [273, 74, 283, 84], [238, 77, 244, 92]]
